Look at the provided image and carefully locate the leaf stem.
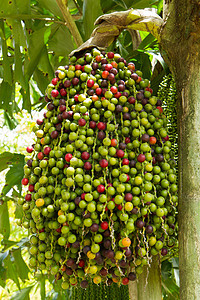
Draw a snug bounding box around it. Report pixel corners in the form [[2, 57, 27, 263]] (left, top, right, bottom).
[[56, 0, 83, 47]]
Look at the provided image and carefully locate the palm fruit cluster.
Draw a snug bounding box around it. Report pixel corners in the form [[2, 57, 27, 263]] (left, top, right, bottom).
[[20, 48, 178, 289]]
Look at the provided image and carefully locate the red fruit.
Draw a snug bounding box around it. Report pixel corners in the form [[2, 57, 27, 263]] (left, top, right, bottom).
[[59, 105, 66, 112], [97, 122, 106, 130], [152, 157, 156, 164], [128, 62, 135, 71], [95, 55, 102, 62], [37, 152, 44, 160], [111, 139, 118, 147], [44, 146, 51, 155], [81, 152, 90, 160], [117, 150, 125, 158], [87, 79, 94, 88], [26, 146, 34, 153], [81, 193, 86, 200], [28, 185, 35, 192], [102, 71, 109, 79], [136, 76, 142, 83], [25, 194, 31, 201], [74, 94, 79, 102], [51, 131, 58, 139], [65, 153, 73, 162], [96, 87, 102, 95], [164, 135, 169, 141], [101, 221, 108, 230], [145, 87, 153, 94], [84, 162, 92, 170], [78, 118, 86, 126], [56, 227, 62, 233], [78, 259, 85, 268], [99, 159, 108, 168], [97, 185, 105, 193], [107, 52, 114, 59], [39, 228, 45, 233], [125, 137, 131, 144], [89, 121, 96, 128], [117, 204, 123, 210], [122, 277, 129, 285], [125, 193, 133, 202], [126, 174, 130, 182], [51, 77, 59, 85], [122, 158, 129, 165], [149, 137, 157, 145], [43, 112, 47, 119], [110, 86, 118, 94], [22, 178, 29, 185], [36, 119, 43, 126], [137, 154, 146, 163], [128, 96, 136, 104], [51, 89, 59, 98], [157, 106, 163, 113], [114, 92, 122, 98], [60, 88, 67, 97], [75, 64, 82, 70], [105, 64, 113, 72]]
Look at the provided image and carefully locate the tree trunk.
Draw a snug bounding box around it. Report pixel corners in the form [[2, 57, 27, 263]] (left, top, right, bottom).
[[129, 281, 138, 300], [161, 1, 200, 299], [136, 256, 162, 300], [177, 63, 200, 299]]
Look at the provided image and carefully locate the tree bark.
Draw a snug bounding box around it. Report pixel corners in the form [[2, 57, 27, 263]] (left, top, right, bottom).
[[136, 256, 162, 300], [129, 281, 138, 300], [161, 1, 200, 299], [177, 62, 200, 299]]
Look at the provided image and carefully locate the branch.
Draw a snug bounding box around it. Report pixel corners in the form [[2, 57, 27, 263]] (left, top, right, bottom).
[[56, 0, 83, 47], [73, 0, 82, 16]]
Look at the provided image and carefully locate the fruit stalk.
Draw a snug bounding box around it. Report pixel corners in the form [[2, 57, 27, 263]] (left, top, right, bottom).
[[56, 0, 83, 47]]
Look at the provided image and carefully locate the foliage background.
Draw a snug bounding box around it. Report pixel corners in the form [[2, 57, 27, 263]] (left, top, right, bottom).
[[0, 0, 178, 299]]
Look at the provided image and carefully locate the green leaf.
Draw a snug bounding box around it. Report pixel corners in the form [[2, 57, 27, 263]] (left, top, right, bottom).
[[24, 26, 52, 80], [83, 0, 103, 40], [138, 33, 156, 50], [12, 249, 30, 281], [16, 0, 31, 14], [37, 0, 64, 19], [2, 237, 29, 251], [33, 68, 50, 95], [0, 152, 16, 172], [162, 277, 180, 299], [10, 285, 34, 300], [0, 251, 9, 288], [14, 44, 27, 89], [14, 201, 24, 219], [0, 201, 10, 240], [11, 19, 27, 47], [1, 153, 25, 196], [38, 275, 46, 299], [0, 20, 13, 85], [3, 111, 18, 130], [0, 81, 13, 115], [4, 253, 20, 289], [21, 86, 31, 112], [37, 46, 54, 80], [48, 24, 75, 57]]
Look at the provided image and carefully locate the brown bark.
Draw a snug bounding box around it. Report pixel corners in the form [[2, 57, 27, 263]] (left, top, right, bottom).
[[161, 1, 200, 299]]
